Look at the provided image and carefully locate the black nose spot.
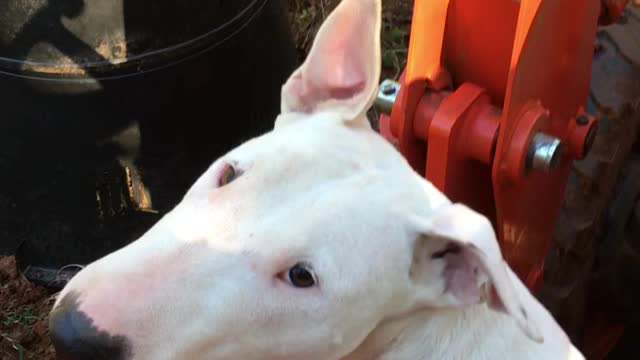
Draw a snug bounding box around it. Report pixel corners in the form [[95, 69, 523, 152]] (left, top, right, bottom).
[[49, 292, 132, 360]]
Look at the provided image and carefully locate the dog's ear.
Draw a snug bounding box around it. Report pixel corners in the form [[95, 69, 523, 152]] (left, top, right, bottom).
[[410, 203, 544, 343], [279, 0, 381, 124]]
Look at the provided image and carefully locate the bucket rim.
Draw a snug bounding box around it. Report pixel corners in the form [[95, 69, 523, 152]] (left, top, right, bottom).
[[0, 0, 269, 82]]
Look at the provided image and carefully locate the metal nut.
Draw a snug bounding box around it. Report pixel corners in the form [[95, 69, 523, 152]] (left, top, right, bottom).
[[375, 79, 401, 115], [526, 133, 564, 172], [576, 114, 590, 125]]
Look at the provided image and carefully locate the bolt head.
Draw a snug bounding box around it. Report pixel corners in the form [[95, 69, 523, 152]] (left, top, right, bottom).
[[548, 143, 564, 169], [526, 133, 564, 172], [576, 115, 590, 126], [381, 83, 397, 96]]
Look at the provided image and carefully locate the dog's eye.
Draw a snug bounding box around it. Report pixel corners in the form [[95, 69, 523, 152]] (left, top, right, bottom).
[[287, 263, 316, 288], [219, 163, 239, 186]]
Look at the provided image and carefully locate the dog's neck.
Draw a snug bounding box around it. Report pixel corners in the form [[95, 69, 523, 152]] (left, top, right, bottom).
[[343, 304, 544, 360]]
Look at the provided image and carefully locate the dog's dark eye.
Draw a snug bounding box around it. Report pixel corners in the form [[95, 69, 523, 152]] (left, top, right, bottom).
[[219, 164, 239, 186], [288, 263, 316, 288]]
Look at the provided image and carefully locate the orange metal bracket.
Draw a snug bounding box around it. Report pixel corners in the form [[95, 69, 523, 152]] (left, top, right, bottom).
[[426, 83, 500, 220], [493, 0, 600, 284], [379, 0, 618, 357], [382, 0, 600, 283]]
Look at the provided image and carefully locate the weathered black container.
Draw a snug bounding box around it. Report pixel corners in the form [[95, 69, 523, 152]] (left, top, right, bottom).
[[0, 0, 298, 270]]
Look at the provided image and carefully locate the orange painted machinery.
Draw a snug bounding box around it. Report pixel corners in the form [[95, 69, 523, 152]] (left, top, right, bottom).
[[375, 0, 631, 358]]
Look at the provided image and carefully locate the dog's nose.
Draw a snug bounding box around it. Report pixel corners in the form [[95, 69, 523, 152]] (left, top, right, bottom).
[[49, 293, 132, 360]]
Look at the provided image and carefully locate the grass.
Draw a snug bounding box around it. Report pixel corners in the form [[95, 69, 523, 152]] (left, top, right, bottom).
[[1, 333, 24, 360], [1, 301, 53, 360], [2, 306, 39, 328], [0, 305, 37, 359], [381, 19, 409, 79], [287, 0, 412, 79], [0, 334, 24, 360], [288, 0, 340, 59], [286, 0, 413, 128]]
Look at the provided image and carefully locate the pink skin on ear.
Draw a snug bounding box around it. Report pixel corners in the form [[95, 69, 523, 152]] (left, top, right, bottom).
[[280, 0, 381, 118], [284, 71, 366, 113], [422, 204, 544, 343], [438, 244, 487, 305], [304, 9, 368, 99], [441, 246, 520, 318]]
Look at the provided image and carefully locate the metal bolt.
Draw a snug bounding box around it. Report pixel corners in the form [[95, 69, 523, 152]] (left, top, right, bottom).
[[382, 83, 397, 96], [576, 114, 589, 126], [375, 79, 401, 115], [526, 133, 565, 172]]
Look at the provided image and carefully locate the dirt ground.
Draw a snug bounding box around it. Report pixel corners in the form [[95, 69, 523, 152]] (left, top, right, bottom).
[[0, 2, 413, 359], [0, 256, 57, 360]]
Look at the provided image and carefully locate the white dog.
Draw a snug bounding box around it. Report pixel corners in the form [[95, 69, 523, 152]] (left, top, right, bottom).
[[49, 0, 584, 359]]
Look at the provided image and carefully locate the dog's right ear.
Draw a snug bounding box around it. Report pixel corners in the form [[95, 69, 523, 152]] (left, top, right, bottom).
[[277, 0, 382, 127], [409, 203, 544, 343]]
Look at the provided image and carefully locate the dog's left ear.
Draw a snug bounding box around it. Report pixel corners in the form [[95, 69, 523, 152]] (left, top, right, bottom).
[[410, 203, 544, 343], [279, 0, 382, 123]]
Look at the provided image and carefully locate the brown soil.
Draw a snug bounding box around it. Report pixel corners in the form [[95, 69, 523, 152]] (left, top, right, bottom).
[[0, 256, 56, 360]]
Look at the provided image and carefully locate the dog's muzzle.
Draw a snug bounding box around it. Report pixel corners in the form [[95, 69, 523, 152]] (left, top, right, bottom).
[[49, 292, 133, 360]]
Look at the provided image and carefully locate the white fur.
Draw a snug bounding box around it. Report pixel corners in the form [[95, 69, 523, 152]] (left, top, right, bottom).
[[53, 0, 584, 359]]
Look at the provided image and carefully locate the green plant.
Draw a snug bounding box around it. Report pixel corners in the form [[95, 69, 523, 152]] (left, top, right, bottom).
[[287, 0, 411, 79], [2, 306, 39, 327], [1, 333, 24, 360], [381, 20, 408, 78]]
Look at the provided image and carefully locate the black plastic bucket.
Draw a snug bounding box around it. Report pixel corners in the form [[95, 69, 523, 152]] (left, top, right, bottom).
[[0, 0, 298, 272]]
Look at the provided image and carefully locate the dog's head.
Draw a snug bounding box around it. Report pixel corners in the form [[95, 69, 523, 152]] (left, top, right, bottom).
[[49, 1, 542, 359]]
